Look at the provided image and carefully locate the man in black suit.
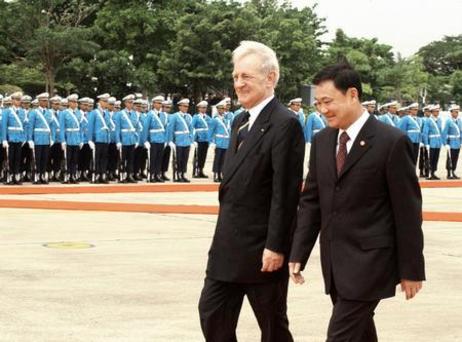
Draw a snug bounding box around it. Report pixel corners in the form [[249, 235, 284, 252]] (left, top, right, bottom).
[[289, 63, 425, 341], [198, 41, 305, 342]]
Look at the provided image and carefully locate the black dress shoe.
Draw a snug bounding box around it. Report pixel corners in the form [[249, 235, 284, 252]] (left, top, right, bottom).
[[155, 175, 164, 183], [199, 170, 208, 178], [181, 176, 191, 183], [161, 173, 170, 181], [453, 174, 460, 179], [127, 176, 137, 183]]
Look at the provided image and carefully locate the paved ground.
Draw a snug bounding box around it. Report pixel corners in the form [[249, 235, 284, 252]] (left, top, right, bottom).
[[0, 149, 461, 341]]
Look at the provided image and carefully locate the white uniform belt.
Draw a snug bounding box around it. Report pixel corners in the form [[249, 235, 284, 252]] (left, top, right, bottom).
[[408, 129, 420, 133], [448, 135, 460, 138], [174, 131, 189, 135], [216, 134, 229, 138], [8, 127, 23, 131], [34, 128, 50, 132], [195, 128, 208, 132], [121, 128, 135, 132], [429, 134, 440, 138], [313, 129, 321, 133], [150, 128, 165, 133], [66, 128, 80, 132]]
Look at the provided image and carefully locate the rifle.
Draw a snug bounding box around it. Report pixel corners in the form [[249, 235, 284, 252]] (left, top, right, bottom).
[[62, 146, 68, 183], [118, 147, 124, 182], [192, 143, 198, 177], [3, 146, 9, 184], [171, 146, 178, 182], [146, 145, 151, 182], [91, 147, 96, 183], [31, 145, 37, 183], [446, 148, 453, 172]]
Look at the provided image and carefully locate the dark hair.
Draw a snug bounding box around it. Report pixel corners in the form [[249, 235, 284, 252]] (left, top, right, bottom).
[[313, 62, 362, 100]]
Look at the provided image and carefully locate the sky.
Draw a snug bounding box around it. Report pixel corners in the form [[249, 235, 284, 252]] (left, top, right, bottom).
[[291, 0, 462, 57]]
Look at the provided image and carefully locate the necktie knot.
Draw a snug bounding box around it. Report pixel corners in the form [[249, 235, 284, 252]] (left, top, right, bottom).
[[339, 131, 350, 145]]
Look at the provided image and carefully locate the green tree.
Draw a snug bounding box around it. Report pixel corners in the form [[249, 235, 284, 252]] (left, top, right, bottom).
[[418, 35, 462, 76]]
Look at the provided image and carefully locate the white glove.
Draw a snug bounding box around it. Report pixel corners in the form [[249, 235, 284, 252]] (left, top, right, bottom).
[[88, 141, 95, 150], [144, 141, 151, 150], [193, 141, 198, 148], [169, 142, 176, 151], [50, 140, 54, 147], [209, 142, 216, 149], [419, 143, 424, 148], [28, 141, 35, 149], [445, 144, 451, 151], [79, 142, 83, 149], [164, 142, 167, 148], [425, 145, 430, 150], [61, 142, 67, 151], [116, 143, 122, 150], [2, 140, 8, 149], [135, 143, 139, 149]]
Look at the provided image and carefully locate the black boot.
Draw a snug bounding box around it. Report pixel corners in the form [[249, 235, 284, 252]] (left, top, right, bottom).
[[127, 174, 137, 183], [155, 174, 164, 183], [174, 172, 182, 182], [213, 173, 219, 183], [101, 173, 109, 184], [452, 171, 460, 179], [447, 171, 454, 179], [181, 172, 190, 183], [199, 169, 208, 178], [162, 173, 170, 181], [149, 174, 157, 183]]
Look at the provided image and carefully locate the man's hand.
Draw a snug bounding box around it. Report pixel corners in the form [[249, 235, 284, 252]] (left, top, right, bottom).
[[400, 279, 422, 300], [289, 262, 305, 284], [261, 248, 284, 272]]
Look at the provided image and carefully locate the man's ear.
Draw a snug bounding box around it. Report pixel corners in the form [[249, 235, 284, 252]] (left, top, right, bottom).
[[267, 71, 276, 86]]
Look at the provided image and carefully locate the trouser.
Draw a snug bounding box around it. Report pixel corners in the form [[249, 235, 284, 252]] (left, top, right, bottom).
[[212, 148, 227, 173], [20, 142, 32, 176], [34, 145, 50, 174], [9, 142, 22, 175], [66, 145, 80, 177], [0, 147, 4, 174], [197, 141, 209, 169], [176, 146, 190, 173], [327, 283, 380, 342], [447, 148, 460, 171], [429, 148, 440, 173], [95, 142, 109, 175], [418, 146, 429, 174], [107, 143, 118, 174], [122, 145, 135, 175], [198, 277, 293, 342], [79, 143, 91, 175], [149, 143, 164, 175], [134, 145, 146, 175], [48, 142, 63, 174], [412, 143, 419, 165], [162, 146, 171, 173]]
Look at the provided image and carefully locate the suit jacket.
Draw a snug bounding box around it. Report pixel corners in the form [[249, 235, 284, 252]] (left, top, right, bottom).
[[205, 97, 305, 283], [290, 114, 425, 301]]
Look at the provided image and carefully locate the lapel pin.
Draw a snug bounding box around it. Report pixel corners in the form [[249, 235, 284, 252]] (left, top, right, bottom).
[[360, 140, 366, 146], [261, 128, 265, 133]]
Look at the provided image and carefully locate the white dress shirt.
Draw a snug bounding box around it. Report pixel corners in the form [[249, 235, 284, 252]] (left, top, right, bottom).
[[247, 95, 275, 130], [337, 110, 370, 154]]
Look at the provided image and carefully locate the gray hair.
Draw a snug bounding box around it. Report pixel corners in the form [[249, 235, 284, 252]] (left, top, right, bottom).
[[232, 41, 280, 86]]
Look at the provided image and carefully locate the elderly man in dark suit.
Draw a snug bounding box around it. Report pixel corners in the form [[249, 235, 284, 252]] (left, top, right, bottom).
[[289, 63, 426, 341], [198, 41, 305, 342]]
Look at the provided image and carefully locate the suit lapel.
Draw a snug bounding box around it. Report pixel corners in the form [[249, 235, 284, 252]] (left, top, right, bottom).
[[326, 128, 338, 182], [338, 115, 376, 179], [221, 98, 276, 187]]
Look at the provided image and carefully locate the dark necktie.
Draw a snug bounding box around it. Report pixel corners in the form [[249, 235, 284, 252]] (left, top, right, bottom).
[[336, 131, 350, 175], [237, 111, 250, 150]]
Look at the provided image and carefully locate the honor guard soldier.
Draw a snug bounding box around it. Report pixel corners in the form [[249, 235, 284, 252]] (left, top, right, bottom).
[[224, 97, 234, 122], [60, 94, 83, 184], [20, 95, 33, 182], [0, 94, 4, 182], [2, 92, 27, 184], [142, 95, 167, 182], [114, 94, 141, 183], [88, 93, 112, 183], [48, 95, 63, 181], [77, 97, 91, 181], [379, 101, 399, 126], [160, 99, 173, 181], [398, 102, 422, 164], [442, 104, 461, 179], [208, 100, 230, 182], [106, 96, 118, 181], [191, 100, 211, 178], [133, 98, 146, 180], [304, 101, 326, 144], [288, 98, 305, 128], [418, 106, 432, 177], [166, 98, 193, 182], [27, 92, 57, 184], [362, 100, 377, 116], [422, 104, 443, 180], [114, 100, 121, 111]]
